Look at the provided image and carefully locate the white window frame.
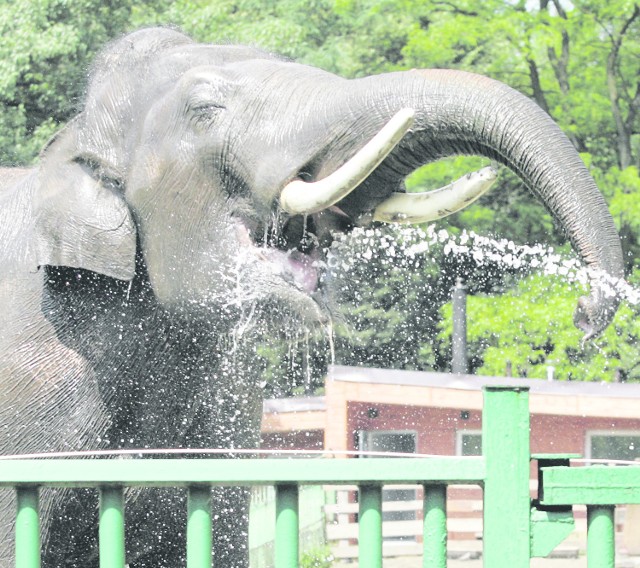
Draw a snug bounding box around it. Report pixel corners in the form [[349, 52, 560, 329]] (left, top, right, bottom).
[[357, 429, 417, 456], [456, 429, 483, 457], [585, 430, 640, 464]]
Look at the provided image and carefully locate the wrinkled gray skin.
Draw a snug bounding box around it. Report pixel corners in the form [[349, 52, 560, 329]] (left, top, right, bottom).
[[0, 28, 624, 567]]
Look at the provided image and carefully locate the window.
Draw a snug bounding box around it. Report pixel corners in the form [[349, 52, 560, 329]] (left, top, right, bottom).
[[358, 430, 416, 456], [587, 431, 640, 464], [457, 430, 482, 456]]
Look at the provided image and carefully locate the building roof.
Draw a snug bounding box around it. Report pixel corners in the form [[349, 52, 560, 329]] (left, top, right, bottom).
[[262, 365, 640, 429], [328, 365, 640, 400], [263, 397, 326, 413]]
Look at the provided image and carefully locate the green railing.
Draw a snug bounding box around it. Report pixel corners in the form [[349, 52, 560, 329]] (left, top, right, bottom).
[[3, 386, 640, 567]]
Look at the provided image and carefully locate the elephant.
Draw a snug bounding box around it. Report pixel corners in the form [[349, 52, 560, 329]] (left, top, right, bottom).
[[0, 27, 624, 567]]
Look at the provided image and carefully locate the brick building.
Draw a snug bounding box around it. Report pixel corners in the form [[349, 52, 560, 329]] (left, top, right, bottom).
[[260, 365, 640, 555]]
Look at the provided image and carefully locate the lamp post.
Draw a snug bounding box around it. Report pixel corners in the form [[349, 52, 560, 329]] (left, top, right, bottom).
[[452, 277, 468, 374]]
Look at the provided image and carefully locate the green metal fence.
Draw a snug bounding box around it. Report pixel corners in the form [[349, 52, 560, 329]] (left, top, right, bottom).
[[250, 485, 326, 567], [3, 385, 640, 567]]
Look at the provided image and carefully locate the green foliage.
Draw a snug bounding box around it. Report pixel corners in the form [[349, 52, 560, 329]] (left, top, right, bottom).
[[254, 332, 330, 398], [300, 546, 334, 568], [328, 222, 540, 372], [134, 0, 336, 60], [440, 271, 640, 382], [134, 0, 419, 77], [330, 230, 450, 371], [0, 0, 168, 165]]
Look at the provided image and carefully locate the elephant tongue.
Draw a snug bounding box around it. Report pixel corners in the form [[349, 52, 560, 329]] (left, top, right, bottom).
[[260, 248, 320, 294], [234, 220, 321, 293], [284, 250, 320, 294]]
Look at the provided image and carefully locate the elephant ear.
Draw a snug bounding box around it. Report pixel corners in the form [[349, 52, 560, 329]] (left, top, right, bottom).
[[33, 124, 137, 281]]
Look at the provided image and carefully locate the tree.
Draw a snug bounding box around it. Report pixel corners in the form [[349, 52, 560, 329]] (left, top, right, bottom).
[[440, 270, 640, 382], [0, 0, 167, 165], [402, 0, 640, 170], [579, 0, 640, 169]]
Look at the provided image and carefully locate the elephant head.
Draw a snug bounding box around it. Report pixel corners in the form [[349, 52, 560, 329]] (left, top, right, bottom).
[[33, 27, 624, 337]]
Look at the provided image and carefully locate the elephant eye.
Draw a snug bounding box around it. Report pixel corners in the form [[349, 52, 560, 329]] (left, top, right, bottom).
[[73, 155, 124, 191], [189, 103, 225, 128], [185, 76, 231, 127]]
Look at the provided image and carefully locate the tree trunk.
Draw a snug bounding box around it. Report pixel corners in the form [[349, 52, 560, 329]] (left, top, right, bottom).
[[604, 5, 640, 170], [542, 0, 584, 151], [527, 58, 550, 114], [607, 51, 634, 170]]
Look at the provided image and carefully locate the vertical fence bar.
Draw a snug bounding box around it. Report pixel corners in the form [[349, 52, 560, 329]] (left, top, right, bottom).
[[99, 486, 125, 568], [359, 485, 383, 568], [187, 486, 212, 568], [423, 484, 447, 568], [16, 487, 40, 568], [275, 484, 299, 568], [482, 386, 531, 568], [587, 505, 615, 568]]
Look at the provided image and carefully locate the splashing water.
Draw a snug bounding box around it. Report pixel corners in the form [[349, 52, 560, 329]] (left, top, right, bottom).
[[325, 319, 336, 365], [213, 219, 638, 396], [332, 224, 639, 305]]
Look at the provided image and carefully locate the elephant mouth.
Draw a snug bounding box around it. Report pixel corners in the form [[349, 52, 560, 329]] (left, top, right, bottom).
[[265, 247, 323, 294], [236, 206, 352, 296]]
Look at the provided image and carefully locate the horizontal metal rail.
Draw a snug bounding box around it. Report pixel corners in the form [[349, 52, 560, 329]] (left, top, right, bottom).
[[540, 465, 640, 505], [8, 457, 486, 568], [5, 386, 525, 568], [0, 456, 485, 487]]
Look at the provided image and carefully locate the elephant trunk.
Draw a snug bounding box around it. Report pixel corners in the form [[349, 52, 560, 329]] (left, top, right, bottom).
[[349, 69, 625, 337]]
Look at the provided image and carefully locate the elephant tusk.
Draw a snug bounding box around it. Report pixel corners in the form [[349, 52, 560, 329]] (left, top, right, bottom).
[[279, 108, 415, 215], [372, 166, 498, 224]]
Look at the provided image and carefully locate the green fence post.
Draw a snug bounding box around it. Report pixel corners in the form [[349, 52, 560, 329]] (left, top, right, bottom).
[[482, 386, 531, 568], [16, 487, 40, 568], [423, 484, 447, 568], [275, 484, 299, 568], [187, 486, 212, 568], [587, 505, 615, 568], [359, 485, 383, 568], [99, 487, 125, 568]]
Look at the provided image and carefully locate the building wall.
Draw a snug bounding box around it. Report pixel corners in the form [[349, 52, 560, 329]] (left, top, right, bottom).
[[345, 401, 640, 458], [261, 429, 324, 452], [346, 401, 480, 455], [532, 414, 640, 456]]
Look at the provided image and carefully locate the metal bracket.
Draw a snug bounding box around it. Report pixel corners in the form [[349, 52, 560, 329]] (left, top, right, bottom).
[[530, 507, 575, 557], [529, 454, 578, 557]]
